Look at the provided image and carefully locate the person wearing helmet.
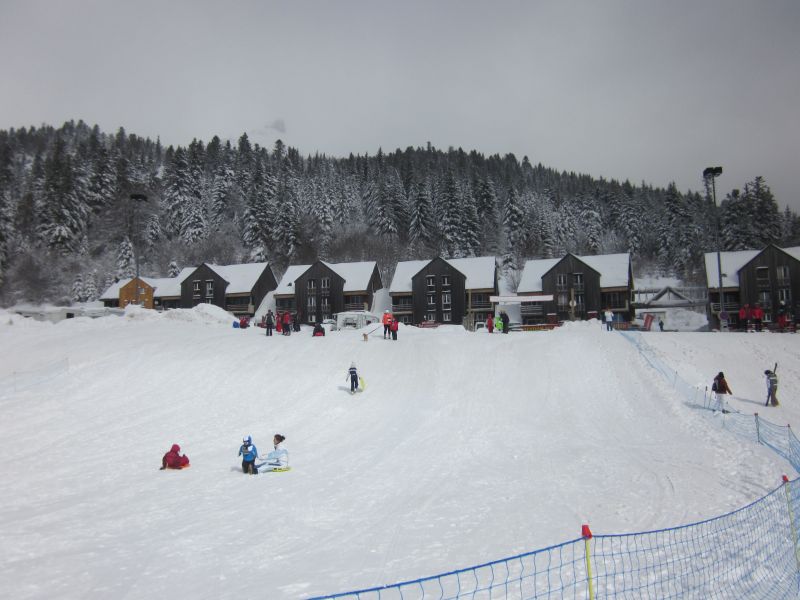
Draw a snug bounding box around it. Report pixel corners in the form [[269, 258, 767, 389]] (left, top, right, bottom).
[[160, 443, 190, 470], [347, 361, 359, 394], [239, 436, 259, 474]]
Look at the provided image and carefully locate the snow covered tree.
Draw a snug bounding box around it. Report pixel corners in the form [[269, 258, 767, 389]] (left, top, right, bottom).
[[167, 260, 181, 277], [83, 270, 98, 301], [71, 273, 85, 303], [502, 186, 524, 270], [116, 236, 135, 278]]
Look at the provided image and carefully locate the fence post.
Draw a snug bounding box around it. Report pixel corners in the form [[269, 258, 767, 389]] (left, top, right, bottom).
[[582, 524, 594, 600], [782, 475, 800, 574], [755, 413, 761, 444]]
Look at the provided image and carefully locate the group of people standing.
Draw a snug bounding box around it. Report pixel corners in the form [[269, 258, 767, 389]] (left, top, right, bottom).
[[263, 309, 301, 336], [712, 368, 780, 408], [737, 304, 765, 332], [486, 311, 509, 333], [382, 310, 399, 340]]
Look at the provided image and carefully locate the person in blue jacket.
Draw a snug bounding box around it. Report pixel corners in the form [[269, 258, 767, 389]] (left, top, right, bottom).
[[239, 435, 259, 474]]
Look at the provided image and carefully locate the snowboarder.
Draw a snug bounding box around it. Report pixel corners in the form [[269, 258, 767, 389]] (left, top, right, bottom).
[[160, 443, 190, 470], [382, 310, 393, 339], [265, 310, 275, 336], [765, 369, 779, 406], [500, 311, 509, 334], [486, 314, 494, 334], [712, 372, 732, 396], [390, 317, 399, 341], [257, 434, 289, 471], [347, 361, 359, 394], [604, 308, 614, 331], [239, 435, 259, 474]]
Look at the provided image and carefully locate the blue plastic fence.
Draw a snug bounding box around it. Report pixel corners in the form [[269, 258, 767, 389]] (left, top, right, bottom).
[[312, 332, 800, 599]]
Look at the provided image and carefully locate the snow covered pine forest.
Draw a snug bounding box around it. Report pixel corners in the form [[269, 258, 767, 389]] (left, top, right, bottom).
[[1, 120, 799, 304]]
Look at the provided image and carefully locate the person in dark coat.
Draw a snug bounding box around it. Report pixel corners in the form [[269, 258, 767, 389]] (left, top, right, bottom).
[[265, 310, 275, 336], [312, 322, 325, 337], [500, 311, 510, 334], [712, 372, 732, 396], [347, 362, 359, 394], [765, 369, 779, 406], [160, 444, 190, 470], [293, 310, 301, 332]]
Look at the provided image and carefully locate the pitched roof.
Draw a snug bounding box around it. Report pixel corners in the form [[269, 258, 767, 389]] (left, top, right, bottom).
[[100, 279, 128, 300], [207, 262, 271, 294], [323, 261, 380, 292], [389, 260, 430, 293], [274, 265, 312, 295], [703, 250, 761, 288], [99, 267, 196, 300], [518, 253, 630, 293]]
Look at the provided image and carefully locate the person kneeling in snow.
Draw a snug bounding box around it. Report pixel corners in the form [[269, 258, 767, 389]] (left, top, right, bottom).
[[239, 435, 259, 474], [160, 444, 190, 470], [258, 434, 289, 471], [312, 322, 325, 337]]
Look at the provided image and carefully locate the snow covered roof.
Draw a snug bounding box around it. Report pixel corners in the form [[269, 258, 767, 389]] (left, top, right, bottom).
[[207, 262, 271, 294], [518, 253, 630, 293], [517, 258, 560, 293], [390, 260, 430, 293], [323, 261, 379, 293], [703, 250, 761, 288], [100, 279, 128, 300], [147, 268, 195, 298], [446, 256, 498, 290], [780, 246, 800, 262], [274, 265, 312, 296], [390, 257, 497, 293]]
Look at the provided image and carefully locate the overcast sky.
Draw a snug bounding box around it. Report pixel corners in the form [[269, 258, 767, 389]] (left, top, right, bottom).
[[1, 0, 798, 208]]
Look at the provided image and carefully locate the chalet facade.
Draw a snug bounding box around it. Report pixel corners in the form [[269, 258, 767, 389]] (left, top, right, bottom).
[[390, 256, 497, 325], [180, 262, 278, 316], [517, 253, 633, 324], [274, 261, 383, 323], [100, 268, 194, 310], [704, 245, 800, 328]]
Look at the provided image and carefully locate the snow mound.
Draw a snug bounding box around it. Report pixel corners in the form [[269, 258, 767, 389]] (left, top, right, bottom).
[[162, 303, 236, 325]]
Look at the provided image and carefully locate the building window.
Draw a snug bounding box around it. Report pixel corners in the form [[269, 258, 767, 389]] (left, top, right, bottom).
[[778, 288, 792, 303], [426, 311, 436, 322], [442, 292, 451, 307], [557, 292, 568, 310], [575, 293, 585, 309], [426, 275, 435, 289], [205, 281, 213, 297], [758, 290, 771, 309], [556, 274, 567, 292], [427, 293, 436, 307], [321, 296, 330, 309], [193, 280, 201, 296], [777, 266, 790, 287], [756, 267, 770, 287], [573, 273, 584, 291], [321, 277, 330, 290], [308, 279, 316, 291], [443, 311, 452, 322], [307, 296, 317, 310], [401, 315, 411, 324], [441, 275, 450, 287]]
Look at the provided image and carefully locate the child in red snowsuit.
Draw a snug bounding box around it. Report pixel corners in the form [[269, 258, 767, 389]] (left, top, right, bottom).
[[160, 444, 190, 470]]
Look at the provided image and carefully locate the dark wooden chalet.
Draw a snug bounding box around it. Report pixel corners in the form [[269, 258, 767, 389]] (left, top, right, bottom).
[[705, 245, 800, 328], [180, 262, 277, 316], [517, 253, 633, 324]]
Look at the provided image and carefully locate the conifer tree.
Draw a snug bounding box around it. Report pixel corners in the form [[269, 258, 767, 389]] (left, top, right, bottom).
[[71, 273, 85, 303], [167, 260, 181, 277], [116, 237, 135, 278], [83, 270, 98, 301]]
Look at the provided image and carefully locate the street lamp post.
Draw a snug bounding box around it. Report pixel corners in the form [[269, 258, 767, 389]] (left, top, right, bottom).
[[129, 193, 148, 282], [703, 167, 724, 327]]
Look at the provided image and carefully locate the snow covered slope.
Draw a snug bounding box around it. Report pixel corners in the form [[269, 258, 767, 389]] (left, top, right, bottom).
[[0, 309, 796, 599]]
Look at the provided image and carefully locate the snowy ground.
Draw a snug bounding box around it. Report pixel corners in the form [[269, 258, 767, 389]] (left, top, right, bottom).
[[0, 306, 797, 599]]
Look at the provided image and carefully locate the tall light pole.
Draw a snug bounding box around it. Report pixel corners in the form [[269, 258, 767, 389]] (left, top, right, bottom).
[[703, 167, 724, 326], [129, 193, 148, 280]]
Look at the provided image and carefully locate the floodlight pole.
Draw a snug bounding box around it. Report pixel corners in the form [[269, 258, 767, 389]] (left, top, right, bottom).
[[129, 193, 148, 281], [703, 167, 724, 325]]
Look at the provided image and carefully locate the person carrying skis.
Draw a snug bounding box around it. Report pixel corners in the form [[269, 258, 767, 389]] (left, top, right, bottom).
[[265, 310, 275, 336], [765, 369, 779, 406], [382, 310, 393, 339], [347, 361, 359, 394], [712, 372, 732, 396], [258, 434, 289, 471], [160, 443, 190, 470], [486, 314, 494, 333], [239, 435, 259, 474]]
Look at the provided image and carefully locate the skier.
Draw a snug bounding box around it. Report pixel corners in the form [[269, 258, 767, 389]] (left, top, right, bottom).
[[604, 308, 614, 331], [239, 435, 259, 474], [258, 434, 289, 471], [265, 310, 275, 336], [347, 361, 359, 394], [712, 372, 732, 396], [765, 369, 779, 407], [382, 310, 393, 339], [486, 314, 494, 333], [390, 317, 399, 341], [160, 443, 190, 470]]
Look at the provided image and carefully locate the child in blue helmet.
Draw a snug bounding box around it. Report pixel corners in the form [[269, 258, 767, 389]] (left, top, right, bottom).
[[239, 436, 259, 474]]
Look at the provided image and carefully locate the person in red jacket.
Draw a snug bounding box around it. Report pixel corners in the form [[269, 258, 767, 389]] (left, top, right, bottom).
[[486, 314, 494, 333], [751, 303, 764, 332], [282, 310, 292, 336], [738, 304, 749, 331], [382, 310, 393, 339], [390, 317, 399, 340], [160, 444, 190, 470]]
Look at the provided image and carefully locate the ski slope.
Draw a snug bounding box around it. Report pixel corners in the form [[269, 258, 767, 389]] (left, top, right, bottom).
[[0, 306, 797, 599]]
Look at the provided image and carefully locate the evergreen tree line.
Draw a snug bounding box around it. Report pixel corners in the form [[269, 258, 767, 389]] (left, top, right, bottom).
[[0, 120, 798, 304]]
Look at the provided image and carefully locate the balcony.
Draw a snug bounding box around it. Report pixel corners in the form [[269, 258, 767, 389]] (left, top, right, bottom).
[[344, 302, 366, 312], [468, 300, 492, 310], [520, 304, 545, 316], [392, 304, 413, 313]]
